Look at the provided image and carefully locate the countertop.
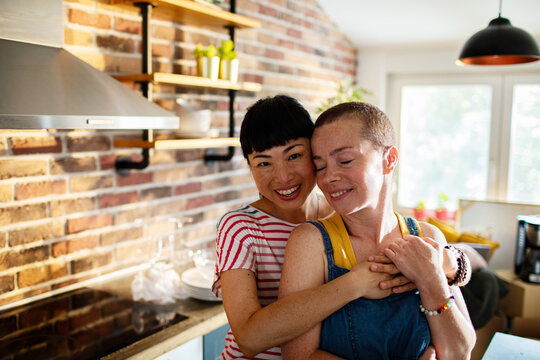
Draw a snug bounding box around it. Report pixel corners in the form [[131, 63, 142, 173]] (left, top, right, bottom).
[[92, 267, 227, 360]]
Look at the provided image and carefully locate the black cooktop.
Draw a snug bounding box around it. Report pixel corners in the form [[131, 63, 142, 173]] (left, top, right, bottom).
[[0, 287, 187, 360]]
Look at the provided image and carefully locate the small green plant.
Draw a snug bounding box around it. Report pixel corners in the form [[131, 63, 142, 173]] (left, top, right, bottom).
[[317, 79, 373, 114], [193, 43, 218, 58], [416, 200, 425, 211], [437, 192, 449, 210], [218, 40, 237, 60]]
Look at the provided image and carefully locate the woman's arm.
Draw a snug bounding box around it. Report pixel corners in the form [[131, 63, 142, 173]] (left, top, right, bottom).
[[279, 224, 393, 360], [384, 232, 476, 360], [222, 223, 393, 357]]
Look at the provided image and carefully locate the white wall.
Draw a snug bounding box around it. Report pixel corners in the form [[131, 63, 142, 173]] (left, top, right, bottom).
[[356, 39, 540, 110]]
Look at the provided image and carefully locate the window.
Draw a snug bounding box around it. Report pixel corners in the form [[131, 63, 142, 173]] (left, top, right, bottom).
[[389, 74, 540, 211], [508, 83, 540, 204]]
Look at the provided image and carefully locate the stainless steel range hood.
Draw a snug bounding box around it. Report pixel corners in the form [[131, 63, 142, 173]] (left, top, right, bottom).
[[0, 0, 179, 130]]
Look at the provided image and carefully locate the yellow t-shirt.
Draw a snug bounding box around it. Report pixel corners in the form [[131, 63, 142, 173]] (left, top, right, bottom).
[[318, 212, 423, 270]]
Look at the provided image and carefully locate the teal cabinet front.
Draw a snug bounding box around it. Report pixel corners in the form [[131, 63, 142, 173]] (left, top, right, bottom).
[[203, 324, 229, 360]]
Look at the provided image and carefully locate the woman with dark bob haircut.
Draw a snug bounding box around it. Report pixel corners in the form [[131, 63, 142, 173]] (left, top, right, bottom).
[[212, 95, 467, 360]]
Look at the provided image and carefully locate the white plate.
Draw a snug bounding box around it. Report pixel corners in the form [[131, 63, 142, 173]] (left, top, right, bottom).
[[185, 286, 221, 302], [181, 267, 213, 290]]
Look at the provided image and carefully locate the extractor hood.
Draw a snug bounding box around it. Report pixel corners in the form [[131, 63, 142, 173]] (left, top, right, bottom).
[[0, 0, 179, 130]]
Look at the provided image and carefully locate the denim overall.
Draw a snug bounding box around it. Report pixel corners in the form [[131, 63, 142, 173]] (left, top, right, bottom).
[[309, 217, 431, 360]]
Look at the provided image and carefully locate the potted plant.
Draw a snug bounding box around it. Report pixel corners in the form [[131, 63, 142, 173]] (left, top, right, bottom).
[[435, 192, 449, 221], [193, 43, 219, 81], [413, 200, 426, 220], [218, 40, 238, 82], [317, 79, 373, 114]]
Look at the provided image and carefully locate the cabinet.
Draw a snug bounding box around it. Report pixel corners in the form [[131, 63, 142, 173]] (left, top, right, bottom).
[[110, 0, 261, 169], [203, 323, 229, 360]]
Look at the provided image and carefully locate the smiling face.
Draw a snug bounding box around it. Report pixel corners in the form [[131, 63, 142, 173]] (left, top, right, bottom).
[[311, 117, 396, 216], [248, 137, 316, 219]]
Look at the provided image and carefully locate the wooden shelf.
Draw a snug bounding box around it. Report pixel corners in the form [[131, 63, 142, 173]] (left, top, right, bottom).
[[115, 137, 239, 149], [110, 0, 261, 29], [113, 73, 261, 92]]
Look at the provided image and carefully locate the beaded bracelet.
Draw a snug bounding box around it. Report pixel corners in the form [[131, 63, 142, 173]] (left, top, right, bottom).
[[419, 293, 455, 316], [445, 245, 468, 286]]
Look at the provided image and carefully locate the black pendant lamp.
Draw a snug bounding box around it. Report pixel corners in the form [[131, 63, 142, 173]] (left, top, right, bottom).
[[457, 0, 540, 65]]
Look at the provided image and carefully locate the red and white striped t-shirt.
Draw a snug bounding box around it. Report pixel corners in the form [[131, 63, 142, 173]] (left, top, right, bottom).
[[212, 204, 296, 360]]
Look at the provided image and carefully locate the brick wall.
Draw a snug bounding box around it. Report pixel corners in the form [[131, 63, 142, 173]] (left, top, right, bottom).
[[0, 0, 356, 307]]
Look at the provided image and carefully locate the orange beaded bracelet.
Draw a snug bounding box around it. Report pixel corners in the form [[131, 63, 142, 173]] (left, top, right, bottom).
[[419, 293, 455, 316]]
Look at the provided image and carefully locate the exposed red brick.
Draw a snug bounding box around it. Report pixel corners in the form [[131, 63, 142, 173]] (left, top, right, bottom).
[[98, 191, 138, 208], [175, 182, 202, 195], [64, 28, 93, 46], [305, 8, 318, 19], [18, 266, 49, 288], [140, 186, 171, 201], [100, 227, 140, 246], [0, 203, 48, 226], [0, 137, 6, 156], [71, 253, 112, 274], [66, 234, 99, 254], [287, 28, 302, 39], [50, 197, 95, 217], [187, 195, 214, 209], [99, 154, 117, 170], [0, 246, 49, 270], [154, 25, 176, 40], [117, 56, 141, 73], [10, 221, 64, 246], [16, 180, 67, 200], [265, 49, 284, 60], [68, 8, 111, 29], [0, 231, 6, 248], [51, 156, 97, 174], [215, 190, 241, 203], [116, 172, 152, 186], [73, 51, 117, 72], [259, 4, 280, 17], [0, 275, 14, 295], [149, 199, 186, 217], [96, 35, 135, 53], [0, 184, 12, 202], [11, 136, 62, 155], [67, 214, 112, 234], [53, 242, 68, 257], [112, 207, 151, 225], [0, 159, 48, 180], [70, 175, 114, 192], [204, 177, 231, 190], [152, 43, 173, 58], [67, 136, 111, 152], [114, 17, 141, 35]]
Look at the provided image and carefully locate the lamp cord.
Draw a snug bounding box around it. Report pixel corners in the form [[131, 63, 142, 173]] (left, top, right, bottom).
[[498, 0, 502, 17]]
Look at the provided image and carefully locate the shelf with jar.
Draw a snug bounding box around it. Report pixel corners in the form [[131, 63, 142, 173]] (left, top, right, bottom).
[[109, 0, 261, 166]]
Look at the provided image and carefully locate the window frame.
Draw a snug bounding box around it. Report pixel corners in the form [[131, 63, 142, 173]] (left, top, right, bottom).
[[387, 73, 540, 212]]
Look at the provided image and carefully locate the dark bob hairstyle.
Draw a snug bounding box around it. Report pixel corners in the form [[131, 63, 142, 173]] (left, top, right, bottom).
[[240, 95, 314, 161]]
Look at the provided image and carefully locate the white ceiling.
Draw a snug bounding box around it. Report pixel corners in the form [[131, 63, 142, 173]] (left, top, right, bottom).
[[316, 0, 540, 48]]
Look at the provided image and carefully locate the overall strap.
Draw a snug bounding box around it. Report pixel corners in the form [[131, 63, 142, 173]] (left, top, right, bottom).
[[404, 216, 421, 236], [307, 220, 335, 265]]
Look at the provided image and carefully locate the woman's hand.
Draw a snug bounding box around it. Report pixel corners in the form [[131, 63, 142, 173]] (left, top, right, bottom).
[[368, 254, 416, 293], [383, 235, 447, 290], [348, 261, 393, 299]]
